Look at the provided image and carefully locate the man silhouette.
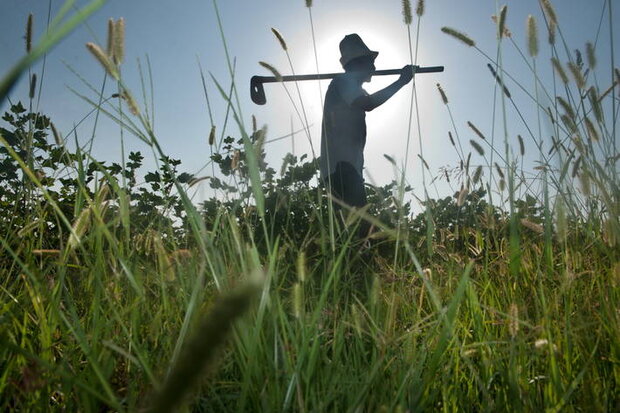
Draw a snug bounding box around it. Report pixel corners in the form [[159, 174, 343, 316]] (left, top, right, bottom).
[[320, 34, 414, 233]]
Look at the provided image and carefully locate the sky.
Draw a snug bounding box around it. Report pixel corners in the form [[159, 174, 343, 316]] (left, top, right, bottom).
[[1, 0, 618, 205]]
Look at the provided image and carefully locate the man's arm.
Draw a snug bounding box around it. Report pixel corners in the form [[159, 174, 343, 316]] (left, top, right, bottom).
[[353, 65, 414, 112]]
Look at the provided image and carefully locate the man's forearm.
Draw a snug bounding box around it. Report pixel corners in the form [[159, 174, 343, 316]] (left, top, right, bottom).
[[356, 79, 407, 111]]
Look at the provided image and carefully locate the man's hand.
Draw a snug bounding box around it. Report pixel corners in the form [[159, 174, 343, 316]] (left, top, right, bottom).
[[398, 65, 416, 85]]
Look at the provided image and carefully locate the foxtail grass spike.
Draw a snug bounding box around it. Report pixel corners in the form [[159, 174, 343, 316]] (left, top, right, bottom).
[[86, 42, 119, 80], [305, 0, 312, 7], [26, 14, 33, 53], [123, 89, 139, 115], [448, 131, 455, 147], [50, 122, 63, 146], [252, 115, 257, 133], [551, 58, 568, 84], [402, 0, 412, 25], [209, 125, 216, 145], [467, 121, 487, 140], [495, 162, 505, 179], [517, 135, 525, 156], [149, 284, 258, 413], [498, 6, 507, 39], [521, 218, 544, 234], [568, 61, 586, 89], [259, 61, 282, 81], [540, 0, 557, 26], [113, 18, 125, 65], [441, 27, 475, 47], [457, 186, 468, 206], [470, 139, 485, 156], [29, 74, 36, 99], [437, 83, 448, 104], [588, 87, 603, 122], [296, 251, 306, 283], [473, 165, 483, 183], [508, 303, 519, 338], [416, 0, 424, 17], [271, 28, 288, 51], [527, 15, 538, 57], [584, 117, 599, 141], [586, 42, 596, 69], [107, 18, 115, 57]]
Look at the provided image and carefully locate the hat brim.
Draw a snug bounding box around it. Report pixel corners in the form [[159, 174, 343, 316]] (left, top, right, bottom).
[[340, 51, 379, 68]]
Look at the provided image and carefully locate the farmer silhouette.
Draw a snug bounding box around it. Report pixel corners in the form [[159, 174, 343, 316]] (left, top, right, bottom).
[[321, 34, 414, 232]]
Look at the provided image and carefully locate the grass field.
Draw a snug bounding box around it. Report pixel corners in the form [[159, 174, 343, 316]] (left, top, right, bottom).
[[1, 0, 619, 411]]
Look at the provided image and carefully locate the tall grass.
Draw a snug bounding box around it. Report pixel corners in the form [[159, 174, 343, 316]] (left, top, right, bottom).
[[0, 0, 618, 411]]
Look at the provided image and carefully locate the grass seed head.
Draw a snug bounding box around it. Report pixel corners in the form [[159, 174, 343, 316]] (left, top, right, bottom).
[[113, 18, 125, 65], [402, 0, 413, 25], [556, 96, 576, 119], [107, 18, 115, 57], [122, 89, 139, 115], [457, 186, 469, 206], [588, 87, 603, 122], [491, 14, 512, 38], [86, 42, 119, 80], [498, 5, 508, 39], [50, 122, 63, 146], [527, 15, 538, 57], [551, 58, 569, 84], [416, 0, 424, 17], [517, 135, 525, 156], [271, 28, 288, 51], [473, 165, 483, 183], [259, 61, 282, 81], [441, 27, 475, 47], [448, 131, 456, 147], [508, 303, 519, 338], [540, 0, 557, 25], [29, 74, 36, 99], [584, 116, 599, 141], [470, 140, 485, 156], [494, 162, 505, 179], [467, 121, 487, 140], [568, 61, 586, 89], [296, 251, 307, 283], [231, 150, 240, 170], [436, 83, 448, 104], [292, 283, 303, 318], [305, 0, 312, 7], [208, 125, 216, 145], [521, 218, 544, 234], [586, 42, 596, 69], [499, 178, 506, 191], [26, 14, 33, 53]]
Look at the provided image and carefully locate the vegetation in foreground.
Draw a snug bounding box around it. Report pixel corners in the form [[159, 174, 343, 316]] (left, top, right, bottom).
[[1, 0, 619, 411]]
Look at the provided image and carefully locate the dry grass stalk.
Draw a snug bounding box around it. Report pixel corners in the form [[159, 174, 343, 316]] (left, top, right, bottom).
[[26, 14, 33, 53], [208, 125, 216, 145], [470, 140, 485, 156], [527, 15, 538, 57], [568, 61, 586, 89], [402, 0, 412, 25], [271, 28, 287, 51], [259, 61, 282, 81], [86, 42, 119, 80], [467, 121, 487, 140], [517, 135, 525, 156], [32, 249, 61, 255], [416, 0, 424, 17], [441, 27, 475, 47], [521, 218, 544, 234], [551, 58, 569, 84], [189, 176, 209, 187]]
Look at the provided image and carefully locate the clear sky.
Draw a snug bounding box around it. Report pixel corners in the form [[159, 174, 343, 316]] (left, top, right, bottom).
[[1, 0, 618, 204]]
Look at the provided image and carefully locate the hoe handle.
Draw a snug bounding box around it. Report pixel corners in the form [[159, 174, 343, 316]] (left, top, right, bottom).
[[250, 65, 444, 105]]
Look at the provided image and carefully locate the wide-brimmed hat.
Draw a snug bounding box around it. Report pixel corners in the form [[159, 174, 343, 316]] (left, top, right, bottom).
[[339, 33, 379, 68]]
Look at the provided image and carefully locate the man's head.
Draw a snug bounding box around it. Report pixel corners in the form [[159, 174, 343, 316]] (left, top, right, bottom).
[[339, 34, 378, 80]]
